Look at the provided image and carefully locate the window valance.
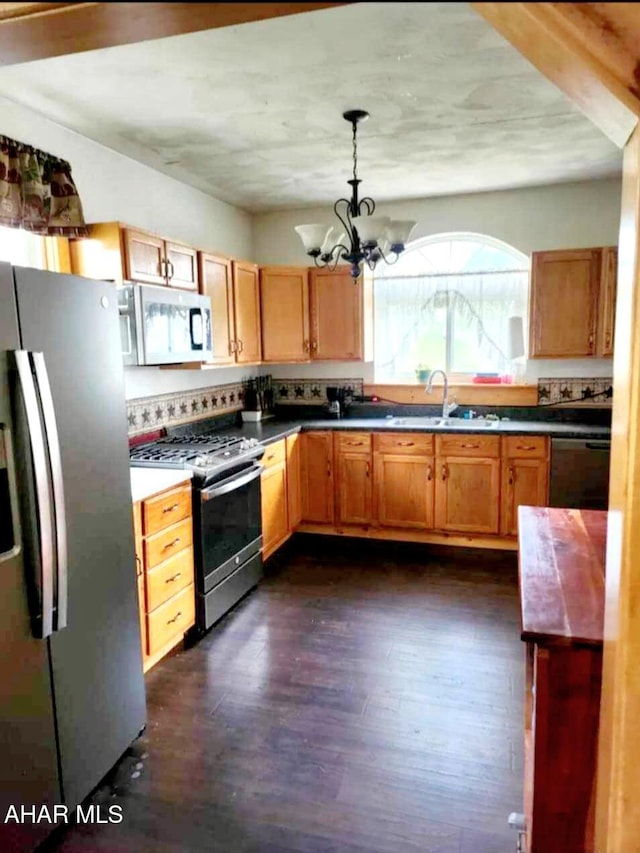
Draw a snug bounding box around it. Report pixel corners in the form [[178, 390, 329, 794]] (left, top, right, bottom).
[[0, 134, 88, 237]]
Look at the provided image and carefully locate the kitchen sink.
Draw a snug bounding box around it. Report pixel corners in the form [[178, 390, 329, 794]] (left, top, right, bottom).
[[389, 417, 499, 429]]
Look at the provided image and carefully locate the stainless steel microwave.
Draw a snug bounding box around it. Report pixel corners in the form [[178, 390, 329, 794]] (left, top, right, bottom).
[[118, 283, 213, 366]]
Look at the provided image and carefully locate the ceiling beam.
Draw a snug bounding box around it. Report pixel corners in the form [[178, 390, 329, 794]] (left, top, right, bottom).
[[471, 2, 638, 148], [0, 2, 348, 66]]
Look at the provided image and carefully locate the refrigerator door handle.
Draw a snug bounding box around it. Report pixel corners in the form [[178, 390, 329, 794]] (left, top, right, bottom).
[[14, 350, 55, 638], [0, 425, 22, 563], [33, 352, 68, 631]]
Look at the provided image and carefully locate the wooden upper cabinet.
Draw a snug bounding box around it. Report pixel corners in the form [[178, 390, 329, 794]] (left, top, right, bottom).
[[309, 267, 363, 360], [165, 242, 198, 291], [260, 266, 310, 362], [598, 246, 617, 357], [529, 249, 601, 358], [70, 222, 200, 291], [232, 260, 262, 364], [124, 228, 166, 286], [199, 253, 236, 364], [300, 431, 334, 524]]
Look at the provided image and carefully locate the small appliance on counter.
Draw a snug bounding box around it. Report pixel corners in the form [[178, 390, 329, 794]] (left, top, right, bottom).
[[325, 386, 353, 419]]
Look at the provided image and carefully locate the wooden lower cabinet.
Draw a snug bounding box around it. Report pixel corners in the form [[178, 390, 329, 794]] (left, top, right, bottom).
[[434, 456, 501, 534], [501, 436, 550, 537], [261, 454, 289, 560], [300, 431, 334, 523], [374, 454, 434, 528], [334, 433, 373, 525], [133, 482, 195, 673], [286, 433, 302, 531]]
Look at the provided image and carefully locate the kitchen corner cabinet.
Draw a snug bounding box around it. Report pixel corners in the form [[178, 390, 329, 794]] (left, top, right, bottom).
[[232, 259, 262, 364], [69, 222, 199, 291], [373, 433, 435, 528], [133, 483, 196, 672], [261, 439, 289, 560], [434, 434, 501, 534], [309, 267, 366, 360], [334, 432, 373, 525], [500, 436, 549, 537], [300, 431, 334, 523], [529, 246, 617, 358], [259, 266, 310, 362]]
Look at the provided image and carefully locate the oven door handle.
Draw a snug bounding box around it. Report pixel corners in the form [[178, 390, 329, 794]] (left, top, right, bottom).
[[201, 463, 263, 501]]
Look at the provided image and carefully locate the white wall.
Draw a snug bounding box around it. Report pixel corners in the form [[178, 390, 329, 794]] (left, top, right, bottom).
[[0, 95, 255, 399], [254, 177, 622, 384]]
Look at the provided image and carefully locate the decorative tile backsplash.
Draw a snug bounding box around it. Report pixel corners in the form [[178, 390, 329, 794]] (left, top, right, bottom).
[[126, 382, 245, 436], [537, 377, 613, 407], [275, 378, 364, 405]]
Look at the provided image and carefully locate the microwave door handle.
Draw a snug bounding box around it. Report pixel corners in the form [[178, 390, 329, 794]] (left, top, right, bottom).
[[201, 464, 263, 501], [14, 351, 55, 639], [189, 308, 203, 351], [32, 352, 67, 631]]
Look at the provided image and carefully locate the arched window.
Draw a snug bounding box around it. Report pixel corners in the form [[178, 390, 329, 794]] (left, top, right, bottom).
[[374, 233, 529, 382]]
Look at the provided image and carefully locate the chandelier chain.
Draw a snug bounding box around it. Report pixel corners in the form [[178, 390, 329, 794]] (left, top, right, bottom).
[[352, 120, 358, 183]]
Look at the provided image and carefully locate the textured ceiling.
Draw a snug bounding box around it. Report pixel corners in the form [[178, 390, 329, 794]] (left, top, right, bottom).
[[0, 2, 622, 212]]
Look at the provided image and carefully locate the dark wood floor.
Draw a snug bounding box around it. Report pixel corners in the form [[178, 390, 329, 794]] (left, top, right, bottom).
[[43, 536, 523, 853]]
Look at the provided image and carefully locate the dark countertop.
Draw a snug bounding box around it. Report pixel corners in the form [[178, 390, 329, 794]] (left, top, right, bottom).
[[518, 507, 606, 647], [218, 416, 612, 445]]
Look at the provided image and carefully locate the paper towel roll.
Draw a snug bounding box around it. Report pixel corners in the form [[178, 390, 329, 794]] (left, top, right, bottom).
[[507, 315, 525, 360]]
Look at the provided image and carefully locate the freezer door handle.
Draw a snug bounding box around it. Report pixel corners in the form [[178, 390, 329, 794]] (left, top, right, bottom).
[[0, 425, 22, 563], [14, 350, 55, 638], [33, 352, 68, 631]]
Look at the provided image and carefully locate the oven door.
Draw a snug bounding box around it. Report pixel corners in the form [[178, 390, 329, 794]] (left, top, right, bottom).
[[195, 462, 263, 593]]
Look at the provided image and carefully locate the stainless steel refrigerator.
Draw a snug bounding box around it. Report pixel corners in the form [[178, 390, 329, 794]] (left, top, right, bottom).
[[0, 263, 146, 852]]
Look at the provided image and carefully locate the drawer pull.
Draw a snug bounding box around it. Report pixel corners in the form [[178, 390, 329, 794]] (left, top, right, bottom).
[[165, 572, 182, 583], [166, 610, 183, 625], [461, 443, 480, 449], [397, 441, 415, 447], [162, 503, 180, 513], [517, 445, 536, 452], [347, 441, 364, 446], [266, 453, 275, 461], [163, 537, 181, 551]]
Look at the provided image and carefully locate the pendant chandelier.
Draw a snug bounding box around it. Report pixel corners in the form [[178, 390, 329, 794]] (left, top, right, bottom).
[[294, 109, 417, 280]]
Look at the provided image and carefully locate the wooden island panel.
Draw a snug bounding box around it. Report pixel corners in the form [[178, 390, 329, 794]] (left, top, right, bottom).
[[518, 506, 606, 853], [518, 506, 606, 646]]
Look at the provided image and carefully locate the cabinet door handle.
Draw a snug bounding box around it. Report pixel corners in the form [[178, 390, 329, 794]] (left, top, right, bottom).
[[311, 340, 318, 352], [165, 572, 182, 584], [163, 537, 181, 551], [327, 461, 331, 478], [427, 464, 432, 482], [508, 465, 515, 486], [167, 610, 183, 625], [166, 259, 175, 280], [237, 339, 244, 353], [135, 555, 142, 577], [588, 332, 594, 349], [162, 503, 180, 514], [605, 333, 612, 349], [229, 340, 237, 354], [366, 461, 370, 478], [303, 339, 310, 353], [160, 258, 167, 279], [441, 464, 448, 481]]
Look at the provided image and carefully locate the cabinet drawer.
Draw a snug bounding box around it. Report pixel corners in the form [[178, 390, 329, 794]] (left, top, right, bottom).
[[146, 547, 194, 612], [262, 439, 286, 469], [374, 433, 434, 455], [335, 432, 371, 452], [147, 583, 195, 656], [143, 484, 191, 536], [503, 435, 549, 459], [436, 434, 500, 458], [145, 517, 193, 570]]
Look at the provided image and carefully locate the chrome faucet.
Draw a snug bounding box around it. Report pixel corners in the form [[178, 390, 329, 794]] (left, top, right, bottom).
[[425, 369, 458, 418]]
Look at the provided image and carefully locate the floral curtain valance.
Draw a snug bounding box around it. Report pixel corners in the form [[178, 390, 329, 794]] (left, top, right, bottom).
[[0, 134, 88, 237]]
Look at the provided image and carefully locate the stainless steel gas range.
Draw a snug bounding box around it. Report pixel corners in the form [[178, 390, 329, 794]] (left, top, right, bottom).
[[130, 432, 265, 633]]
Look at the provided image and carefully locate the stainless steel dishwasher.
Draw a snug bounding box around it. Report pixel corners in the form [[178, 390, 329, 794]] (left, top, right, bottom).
[[549, 438, 611, 510]]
